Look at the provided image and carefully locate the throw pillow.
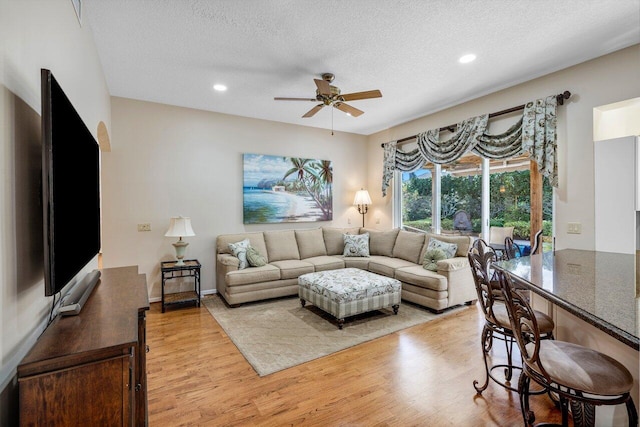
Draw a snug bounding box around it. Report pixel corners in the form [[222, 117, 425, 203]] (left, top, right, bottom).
[[246, 246, 267, 267], [229, 238, 251, 270], [343, 233, 370, 257], [427, 237, 458, 259], [423, 248, 447, 271]]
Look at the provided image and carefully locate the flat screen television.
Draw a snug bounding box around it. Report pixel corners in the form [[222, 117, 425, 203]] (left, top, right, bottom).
[[41, 69, 101, 297]]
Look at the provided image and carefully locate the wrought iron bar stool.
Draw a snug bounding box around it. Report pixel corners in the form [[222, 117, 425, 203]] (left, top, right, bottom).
[[497, 270, 638, 427], [468, 239, 555, 394]]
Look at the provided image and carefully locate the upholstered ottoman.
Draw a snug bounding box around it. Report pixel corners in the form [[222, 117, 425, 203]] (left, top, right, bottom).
[[298, 268, 401, 329]]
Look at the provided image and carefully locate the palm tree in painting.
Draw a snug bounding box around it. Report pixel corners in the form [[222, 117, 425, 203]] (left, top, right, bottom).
[[312, 160, 332, 214], [283, 157, 332, 219]]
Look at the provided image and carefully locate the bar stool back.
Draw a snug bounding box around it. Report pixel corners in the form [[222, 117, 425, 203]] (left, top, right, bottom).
[[468, 239, 554, 394], [497, 270, 638, 426]]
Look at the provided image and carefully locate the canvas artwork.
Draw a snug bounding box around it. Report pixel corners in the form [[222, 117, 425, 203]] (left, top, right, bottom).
[[243, 154, 333, 224]]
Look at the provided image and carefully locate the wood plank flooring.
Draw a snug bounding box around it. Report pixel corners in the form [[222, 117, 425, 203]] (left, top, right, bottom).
[[146, 296, 564, 426]]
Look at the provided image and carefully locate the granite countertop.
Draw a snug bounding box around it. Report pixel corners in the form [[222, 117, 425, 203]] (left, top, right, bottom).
[[495, 249, 639, 350]]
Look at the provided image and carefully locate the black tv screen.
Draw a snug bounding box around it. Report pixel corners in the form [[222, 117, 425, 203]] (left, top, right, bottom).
[[41, 69, 101, 296]]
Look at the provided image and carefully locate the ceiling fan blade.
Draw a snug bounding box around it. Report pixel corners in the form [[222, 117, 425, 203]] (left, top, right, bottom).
[[302, 104, 324, 118], [274, 97, 317, 101], [334, 102, 364, 117], [340, 90, 382, 101], [314, 79, 332, 96]]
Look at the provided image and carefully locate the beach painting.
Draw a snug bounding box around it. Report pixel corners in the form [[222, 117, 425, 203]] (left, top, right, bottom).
[[243, 153, 333, 224]]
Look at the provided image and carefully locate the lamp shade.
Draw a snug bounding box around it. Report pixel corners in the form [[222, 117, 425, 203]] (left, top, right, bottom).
[[165, 216, 195, 237], [353, 189, 372, 206]]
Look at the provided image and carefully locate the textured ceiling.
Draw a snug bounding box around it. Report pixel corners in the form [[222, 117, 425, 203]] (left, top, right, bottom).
[[83, 0, 640, 135]]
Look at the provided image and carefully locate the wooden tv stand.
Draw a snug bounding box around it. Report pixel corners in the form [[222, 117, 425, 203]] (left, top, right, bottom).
[[17, 266, 150, 426]]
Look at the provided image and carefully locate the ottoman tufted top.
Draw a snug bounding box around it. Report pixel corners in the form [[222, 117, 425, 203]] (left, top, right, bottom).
[[298, 268, 401, 304]]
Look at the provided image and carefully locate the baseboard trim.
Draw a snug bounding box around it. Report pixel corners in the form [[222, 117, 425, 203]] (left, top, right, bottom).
[[149, 289, 217, 304]]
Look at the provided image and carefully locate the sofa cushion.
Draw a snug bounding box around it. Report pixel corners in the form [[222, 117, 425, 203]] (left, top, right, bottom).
[[226, 264, 281, 287], [322, 227, 361, 255], [426, 237, 458, 259], [420, 234, 473, 260], [270, 260, 314, 279], [302, 256, 345, 272], [332, 255, 371, 270], [343, 233, 370, 257], [423, 248, 447, 271], [264, 230, 300, 261], [368, 256, 416, 278], [228, 238, 251, 270], [363, 228, 399, 257], [246, 246, 267, 267], [394, 265, 448, 291], [295, 228, 327, 259], [217, 232, 268, 261], [392, 230, 426, 264]]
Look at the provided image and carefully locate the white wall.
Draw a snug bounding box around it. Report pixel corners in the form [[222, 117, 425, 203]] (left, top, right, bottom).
[[0, 0, 110, 423], [101, 98, 368, 300], [366, 45, 640, 251]]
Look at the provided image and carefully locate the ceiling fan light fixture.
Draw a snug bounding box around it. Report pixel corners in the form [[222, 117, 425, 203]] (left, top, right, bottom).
[[458, 54, 476, 64], [213, 84, 227, 92]]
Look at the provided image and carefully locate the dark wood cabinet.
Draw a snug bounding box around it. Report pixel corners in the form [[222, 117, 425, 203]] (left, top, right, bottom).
[[18, 266, 149, 426]]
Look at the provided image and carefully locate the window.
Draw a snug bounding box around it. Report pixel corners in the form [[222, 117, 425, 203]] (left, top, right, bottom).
[[440, 154, 482, 235], [397, 152, 553, 251], [401, 169, 432, 232]]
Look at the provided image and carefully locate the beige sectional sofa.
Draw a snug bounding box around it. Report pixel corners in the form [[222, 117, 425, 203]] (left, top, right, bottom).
[[215, 227, 477, 313]]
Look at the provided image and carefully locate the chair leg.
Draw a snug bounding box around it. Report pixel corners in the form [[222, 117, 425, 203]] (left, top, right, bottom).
[[625, 395, 638, 427], [473, 324, 492, 394], [570, 395, 597, 427], [504, 334, 514, 382], [560, 395, 571, 427], [518, 371, 535, 426]]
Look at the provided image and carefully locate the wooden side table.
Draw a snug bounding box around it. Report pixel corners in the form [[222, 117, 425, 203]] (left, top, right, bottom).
[[161, 259, 201, 313]]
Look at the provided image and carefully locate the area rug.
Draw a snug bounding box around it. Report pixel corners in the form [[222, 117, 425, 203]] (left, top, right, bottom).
[[203, 294, 456, 376]]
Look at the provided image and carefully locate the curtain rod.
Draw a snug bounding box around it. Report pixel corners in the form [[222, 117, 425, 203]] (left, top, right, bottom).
[[381, 91, 571, 147]]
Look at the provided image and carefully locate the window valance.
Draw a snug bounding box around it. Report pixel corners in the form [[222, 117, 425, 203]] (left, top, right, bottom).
[[382, 95, 559, 196]]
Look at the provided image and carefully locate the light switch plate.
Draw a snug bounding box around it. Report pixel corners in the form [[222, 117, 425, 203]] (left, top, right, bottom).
[[567, 222, 581, 234]]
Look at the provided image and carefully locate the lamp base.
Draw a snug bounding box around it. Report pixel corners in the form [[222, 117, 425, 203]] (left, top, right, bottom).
[[172, 240, 189, 265]]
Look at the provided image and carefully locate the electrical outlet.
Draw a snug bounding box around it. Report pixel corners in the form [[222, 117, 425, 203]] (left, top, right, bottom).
[[137, 223, 151, 232], [347, 218, 351, 225], [376, 217, 380, 224], [567, 222, 581, 234]]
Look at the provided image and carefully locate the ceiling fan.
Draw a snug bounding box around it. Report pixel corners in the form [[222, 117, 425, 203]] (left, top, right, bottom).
[[274, 73, 382, 118]]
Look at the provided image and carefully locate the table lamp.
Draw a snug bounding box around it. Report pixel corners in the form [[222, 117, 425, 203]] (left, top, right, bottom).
[[353, 189, 372, 227], [165, 216, 195, 265]]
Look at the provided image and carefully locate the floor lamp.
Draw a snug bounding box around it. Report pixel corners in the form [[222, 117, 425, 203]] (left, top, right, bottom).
[[353, 189, 372, 228]]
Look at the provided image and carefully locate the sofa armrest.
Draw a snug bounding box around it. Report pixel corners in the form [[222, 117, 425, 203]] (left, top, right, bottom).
[[216, 254, 240, 300], [436, 257, 469, 272], [218, 253, 239, 269], [435, 257, 476, 307]]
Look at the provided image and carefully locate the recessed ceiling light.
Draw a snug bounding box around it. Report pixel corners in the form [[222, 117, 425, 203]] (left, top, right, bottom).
[[458, 54, 476, 64], [213, 84, 227, 92]]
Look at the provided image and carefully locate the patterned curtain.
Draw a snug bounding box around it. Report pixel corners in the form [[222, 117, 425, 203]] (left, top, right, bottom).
[[416, 114, 488, 164], [381, 141, 426, 196], [381, 95, 558, 197], [522, 96, 558, 187]]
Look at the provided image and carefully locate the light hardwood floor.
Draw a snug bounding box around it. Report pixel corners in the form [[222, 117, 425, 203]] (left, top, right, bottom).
[[146, 296, 564, 426]]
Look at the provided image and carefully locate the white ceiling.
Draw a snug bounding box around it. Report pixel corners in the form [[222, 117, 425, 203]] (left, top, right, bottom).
[[83, 0, 640, 136]]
